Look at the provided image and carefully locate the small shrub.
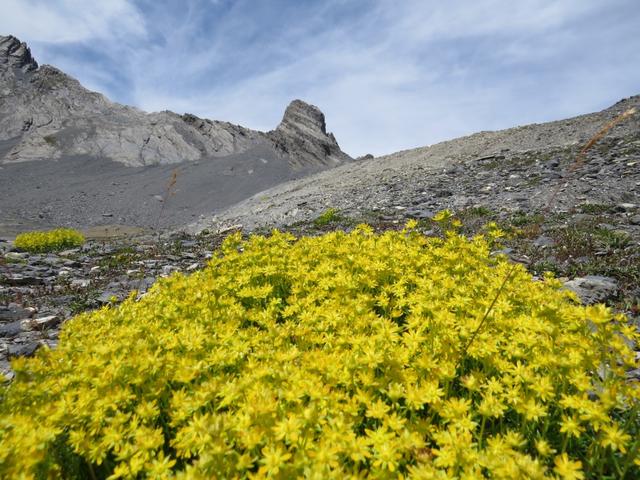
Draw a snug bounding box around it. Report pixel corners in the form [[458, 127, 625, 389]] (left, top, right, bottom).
[[98, 246, 140, 271], [578, 203, 613, 215], [465, 206, 492, 217], [594, 228, 631, 251], [1, 226, 638, 478], [314, 207, 339, 226], [14, 228, 85, 253], [43, 134, 57, 146], [510, 211, 545, 227]]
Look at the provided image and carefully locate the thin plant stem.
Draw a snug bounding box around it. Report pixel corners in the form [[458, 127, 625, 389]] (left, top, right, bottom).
[[456, 107, 637, 366], [88, 463, 98, 480], [135, 168, 180, 296], [155, 169, 179, 243], [455, 264, 517, 370]]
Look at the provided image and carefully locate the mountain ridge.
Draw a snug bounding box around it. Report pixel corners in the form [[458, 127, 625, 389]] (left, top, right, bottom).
[[0, 34, 351, 168]]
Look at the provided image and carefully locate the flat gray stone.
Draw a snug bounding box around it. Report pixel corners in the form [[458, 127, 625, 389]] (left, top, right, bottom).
[[563, 275, 618, 304], [0, 304, 31, 322], [7, 342, 39, 358], [0, 321, 23, 338], [21, 315, 59, 331], [2, 275, 43, 286], [4, 252, 26, 261]]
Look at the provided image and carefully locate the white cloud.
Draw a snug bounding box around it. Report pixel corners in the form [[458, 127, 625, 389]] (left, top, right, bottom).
[[127, 0, 636, 156], [0, 0, 146, 44], [2, 0, 639, 156]]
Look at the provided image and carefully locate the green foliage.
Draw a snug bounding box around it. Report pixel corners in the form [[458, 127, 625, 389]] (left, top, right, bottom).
[[1, 225, 639, 478], [98, 246, 139, 270], [553, 224, 631, 262], [594, 229, 631, 252], [578, 203, 613, 215], [464, 206, 493, 217], [43, 134, 57, 146], [314, 207, 340, 226], [14, 228, 85, 253], [510, 211, 545, 228]]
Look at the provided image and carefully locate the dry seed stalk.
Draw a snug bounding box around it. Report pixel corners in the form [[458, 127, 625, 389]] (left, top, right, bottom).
[[458, 107, 637, 367], [134, 168, 181, 296]]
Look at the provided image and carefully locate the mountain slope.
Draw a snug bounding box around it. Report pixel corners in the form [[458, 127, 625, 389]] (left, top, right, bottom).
[[0, 35, 352, 235], [191, 95, 639, 232], [0, 35, 351, 168]]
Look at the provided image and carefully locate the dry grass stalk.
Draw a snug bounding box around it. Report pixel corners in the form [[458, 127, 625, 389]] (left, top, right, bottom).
[[458, 106, 637, 366], [543, 107, 637, 218]]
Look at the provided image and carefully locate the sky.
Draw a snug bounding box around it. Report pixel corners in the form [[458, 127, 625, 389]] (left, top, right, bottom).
[[2, 0, 640, 157]]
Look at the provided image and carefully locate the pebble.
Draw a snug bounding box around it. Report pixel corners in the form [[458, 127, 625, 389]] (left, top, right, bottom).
[[21, 315, 59, 331], [616, 203, 637, 212], [70, 278, 90, 288], [0, 304, 31, 321], [8, 342, 40, 358]]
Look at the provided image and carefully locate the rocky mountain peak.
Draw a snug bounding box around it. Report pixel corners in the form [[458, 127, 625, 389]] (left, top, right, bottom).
[[0, 35, 38, 72], [278, 99, 328, 135], [269, 99, 352, 168]]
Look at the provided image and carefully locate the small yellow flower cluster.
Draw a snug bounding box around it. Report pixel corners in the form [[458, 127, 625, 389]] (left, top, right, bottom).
[[13, 227, 85, 253], [1, 224, 638, 479]]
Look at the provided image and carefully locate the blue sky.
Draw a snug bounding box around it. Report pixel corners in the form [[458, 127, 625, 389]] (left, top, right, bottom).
[[2, 0, 640, 157]]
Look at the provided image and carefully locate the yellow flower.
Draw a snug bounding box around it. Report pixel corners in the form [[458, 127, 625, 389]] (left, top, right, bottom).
[[273, 415, 303, 444], [405, 219, 419, 230], [347, 435, 371, 463], [432, 209, 453, 222], [478, 394, 507, 418], [439, 397, 471, 423], [372, 441, 402, 472], [259, 445, 292, 476], [461, 372, 483, 393], [366, 399, 391, 419], [146, 451, 176, 479], [553, 453, 584, 480], [520, 398, 547, 422], [535, 438, 556, 457], [584, 303, 612, 325], [559, 415, 584, 438], [600, 424, 631, 453]]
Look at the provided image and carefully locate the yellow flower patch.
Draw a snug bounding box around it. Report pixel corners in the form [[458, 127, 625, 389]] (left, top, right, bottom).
[[14, 227, 85, 253], [0, 225, 638, 478]]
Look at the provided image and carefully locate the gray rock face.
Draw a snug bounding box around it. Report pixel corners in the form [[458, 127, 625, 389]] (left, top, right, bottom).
[[563, 276, 619, 305], [268, 100, 351, 168], [0, 34, 351, 169], [0, 35, 37, 72]]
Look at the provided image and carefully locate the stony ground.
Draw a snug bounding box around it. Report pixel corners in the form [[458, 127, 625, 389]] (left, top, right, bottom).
[[191, 96, 639, 233]]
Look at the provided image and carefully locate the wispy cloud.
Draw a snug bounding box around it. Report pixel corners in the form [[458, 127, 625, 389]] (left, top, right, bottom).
[[0, 0, 145, 43], [2, 0, 639, 156]]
